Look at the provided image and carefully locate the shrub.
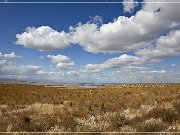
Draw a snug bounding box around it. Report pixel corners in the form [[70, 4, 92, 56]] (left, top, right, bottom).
[[11, 114, 58, 132], [110, 114, 131, 130], [144, 108, 178, 124], [136, 118, 169, 132], [137, 121, 168, 132], [60, 114, 77, 131], [174, 102, 180, 114]]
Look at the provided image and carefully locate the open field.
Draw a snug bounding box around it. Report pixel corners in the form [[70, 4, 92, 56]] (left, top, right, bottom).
[[0, 83, 180, 134]]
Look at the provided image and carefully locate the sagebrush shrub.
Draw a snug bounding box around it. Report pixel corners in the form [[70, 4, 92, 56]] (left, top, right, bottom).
[[137, 122, 168, 132], [110, 114, 131, 130], [60, 114, 77, 131], [144, 108, 178, 124]]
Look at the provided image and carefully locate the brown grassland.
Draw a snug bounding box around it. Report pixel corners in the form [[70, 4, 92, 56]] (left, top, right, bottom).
[[0, 83, 180, 134]]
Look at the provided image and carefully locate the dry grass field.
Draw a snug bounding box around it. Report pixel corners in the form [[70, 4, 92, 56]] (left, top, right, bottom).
[[0, 83, 180, 134]]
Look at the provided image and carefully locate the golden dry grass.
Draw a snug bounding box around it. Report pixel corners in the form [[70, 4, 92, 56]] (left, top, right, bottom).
[[0, 83, 180, 133]]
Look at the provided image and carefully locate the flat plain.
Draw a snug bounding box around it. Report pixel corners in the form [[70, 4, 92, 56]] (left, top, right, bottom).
[[0, 83, 180, 133]]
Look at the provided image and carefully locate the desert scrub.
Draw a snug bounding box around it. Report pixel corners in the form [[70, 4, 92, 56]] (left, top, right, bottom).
[[5, 104, 62, 132], [10, 111, 59, 132], [110, 113, 131, 131], [144, 108, 178, 124], [5, 103, 77, 132], [0, 83, 180, 132], [174, 102, 180, 114], [56, 107, 78, 131], [136, 118, 169, 132], [76, 114, 110, 132], [59, 113, 78, 131], [166, 125, 180, 132]]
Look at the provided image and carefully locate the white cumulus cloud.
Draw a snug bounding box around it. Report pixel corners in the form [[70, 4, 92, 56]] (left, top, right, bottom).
[[15, 1, 180, 54], [122, 0, 138, 13], [84, 54, 158, 73], [136, 30, 180, 59], [47, 54, 74, 69], [0, 52, 22, 58], [16, 26, 71, 51], [70, 1, 180, 53]]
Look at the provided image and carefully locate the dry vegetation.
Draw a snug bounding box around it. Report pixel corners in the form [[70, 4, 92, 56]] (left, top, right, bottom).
[[0, 83, 180, 134]]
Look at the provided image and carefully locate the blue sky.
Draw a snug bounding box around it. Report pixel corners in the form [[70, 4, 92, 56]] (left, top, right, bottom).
[[0, 0, 180, 83]]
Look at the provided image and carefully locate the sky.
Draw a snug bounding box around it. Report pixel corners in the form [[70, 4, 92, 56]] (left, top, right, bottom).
[[0, 0, 180, 83]]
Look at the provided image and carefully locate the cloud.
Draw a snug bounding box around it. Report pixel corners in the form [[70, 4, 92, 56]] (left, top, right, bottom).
[[15, 1, 180, 54], [0, 60, 11, 65], [70, 1, 180, 53], [104, 54, 145, 67], [122, 0, 138, 13], [83, 64, 103, 74], [12, 0, 180, 83], [70, 17, 147, 53], [84, 54, 158, 73], [1, 59, 179, 83], [47, 54, 74, 69], [171, 64, 177, 67], [16, 26, 70, 51], [0, 60, 44, 76], [89, 15, 103, 25], [139, 69, 167, 74], [67, 70, 80, 76], [113, 66, 173, 83], [19, 65, 43, 75], [136, 30, 180, 59], [82, 62, 179, 83], [0, 52, 22, 58]]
